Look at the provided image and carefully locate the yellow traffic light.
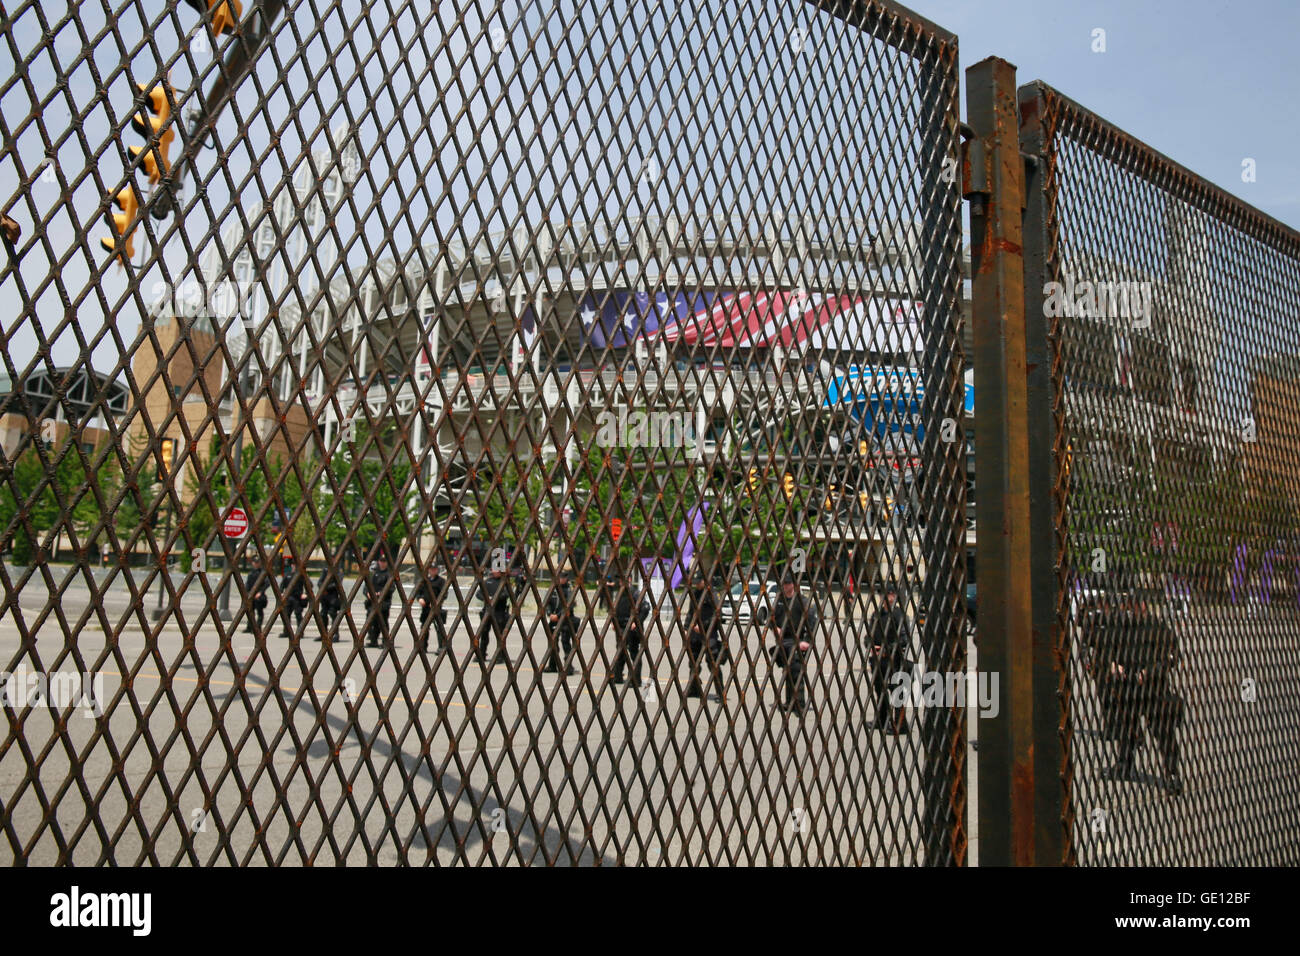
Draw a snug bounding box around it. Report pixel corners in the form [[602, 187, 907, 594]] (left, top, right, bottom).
[[858, 490, 869, 510], [859, 438, 869, 457], [747, 467, 759, 494], [783, 473, 794, 498], [156, 437, 176, 482], [129, 83, 174, 184], [100, 185, 139, 260], [184, 0, 243, 35]]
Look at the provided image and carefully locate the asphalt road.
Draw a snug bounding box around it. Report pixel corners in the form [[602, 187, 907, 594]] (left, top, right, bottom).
[[1, 562, 981, 865], [1064, 603, 1300, 865]]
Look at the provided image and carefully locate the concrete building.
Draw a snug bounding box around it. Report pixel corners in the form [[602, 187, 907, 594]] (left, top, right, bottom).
[[270, 212, 972, 583], [0, 365, 129, 459]]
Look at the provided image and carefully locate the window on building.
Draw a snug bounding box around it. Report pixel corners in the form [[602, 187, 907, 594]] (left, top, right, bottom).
[[388, 278, 408, 311], [1131, 333, 1171, 406], [1063, 316, 1116, 392], [1180, 357, 1199, 413]]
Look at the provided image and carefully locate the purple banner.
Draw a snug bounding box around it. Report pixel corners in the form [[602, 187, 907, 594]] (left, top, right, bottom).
[[670, 502, 709, 590]]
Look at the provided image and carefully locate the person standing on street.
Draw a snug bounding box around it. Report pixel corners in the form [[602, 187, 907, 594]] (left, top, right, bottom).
[[767, 573, 816, 716], [868, 583, 913, 734], [541, 568, 578, 675], [416, 559, 449, 652], [605, 568, 650, 685], [1098, 589, 1184, 796], [364, 551, 396, 648], [685, 570, 724, 699], [476, 566, 514, 666], [278, 557, 306, 639], [244, 565, 269, 635], [316, 561, 345, 640]]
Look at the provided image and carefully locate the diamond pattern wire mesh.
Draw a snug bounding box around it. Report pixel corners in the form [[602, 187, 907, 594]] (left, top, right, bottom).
[[0, 0, 965, 864], [1030, 82, 1300, 865]]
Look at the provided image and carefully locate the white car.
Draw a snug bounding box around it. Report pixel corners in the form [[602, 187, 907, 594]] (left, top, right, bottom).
[[720, 579, 779, 626]]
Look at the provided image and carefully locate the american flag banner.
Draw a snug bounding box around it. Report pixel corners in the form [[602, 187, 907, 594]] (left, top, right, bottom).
[[573, 289, 923, 353]]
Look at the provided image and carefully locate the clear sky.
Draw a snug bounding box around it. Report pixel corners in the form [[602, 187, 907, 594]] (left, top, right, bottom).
[[1, 0, 1296, 381], [922, 0, 1300, 229]]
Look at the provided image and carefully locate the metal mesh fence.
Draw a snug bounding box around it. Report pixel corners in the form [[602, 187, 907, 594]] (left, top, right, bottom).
[[0, 0, 967, 864], [1024, 81, 1300, 865]]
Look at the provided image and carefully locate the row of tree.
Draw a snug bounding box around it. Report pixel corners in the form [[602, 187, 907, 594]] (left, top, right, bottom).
[[2, 418, 826, 577]]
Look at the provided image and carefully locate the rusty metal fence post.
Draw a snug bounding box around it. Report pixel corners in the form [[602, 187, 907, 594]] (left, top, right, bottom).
[[965, 56, 1037, 866], [1017, 82, 1068, 866]]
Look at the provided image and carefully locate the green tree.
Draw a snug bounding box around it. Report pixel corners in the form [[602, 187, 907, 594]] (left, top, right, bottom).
[[106, 430, 161, 559], [1, 437, 108, 565], [319, 421, 413, 564], [180, 433, 224, 573], [477, 454, 545, 557], [1, 443, 53, 564]]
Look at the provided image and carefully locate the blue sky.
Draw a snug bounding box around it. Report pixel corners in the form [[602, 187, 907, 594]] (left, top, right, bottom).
[[924, 0, 1300, 229]]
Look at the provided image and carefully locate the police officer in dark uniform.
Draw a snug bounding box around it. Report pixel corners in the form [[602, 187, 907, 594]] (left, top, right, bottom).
[[685, 569, 724, 699], [244, 565, 268, 634], [605, 569, 650, 685], [316, 562, 344, 639], [476, 567, 514, 666], [364, 551, 395, 648], [541, 569, 578, 675], [1096, 589, 1183, 795], [767, 573, 816, 716], [278, 557, 307, 639], [416, 560, 449, 652], [868, 583, 912, 734]]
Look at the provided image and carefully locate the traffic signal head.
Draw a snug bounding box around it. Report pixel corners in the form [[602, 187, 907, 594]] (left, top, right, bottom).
[[156, 437, 176, 482], [783, 473, 794, 498], [100, 185, 139, 259], [184, 0, 243, 35], [748, 467, 759, 493], [129, 83, 174, 184]]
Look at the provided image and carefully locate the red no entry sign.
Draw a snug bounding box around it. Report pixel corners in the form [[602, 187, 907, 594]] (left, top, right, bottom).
[[222, 507, 250, 539]]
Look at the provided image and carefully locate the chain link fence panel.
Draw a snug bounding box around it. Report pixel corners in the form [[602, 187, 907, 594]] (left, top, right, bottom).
[[0, 0, 968, 865], [1022, 81, 1300, 865]]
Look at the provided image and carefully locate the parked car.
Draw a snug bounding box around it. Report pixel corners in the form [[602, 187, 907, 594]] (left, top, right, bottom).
[[720, 578, 779, 627]]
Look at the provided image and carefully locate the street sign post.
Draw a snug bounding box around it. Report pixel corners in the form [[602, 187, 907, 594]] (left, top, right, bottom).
[[222, 507, 250, 539]]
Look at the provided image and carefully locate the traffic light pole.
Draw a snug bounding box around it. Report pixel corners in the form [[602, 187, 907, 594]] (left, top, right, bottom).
[[150, 498, 174, 622], [215, 429, 242, 622], [216, 363, 254, 620], [152, 0, 289, 221]]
